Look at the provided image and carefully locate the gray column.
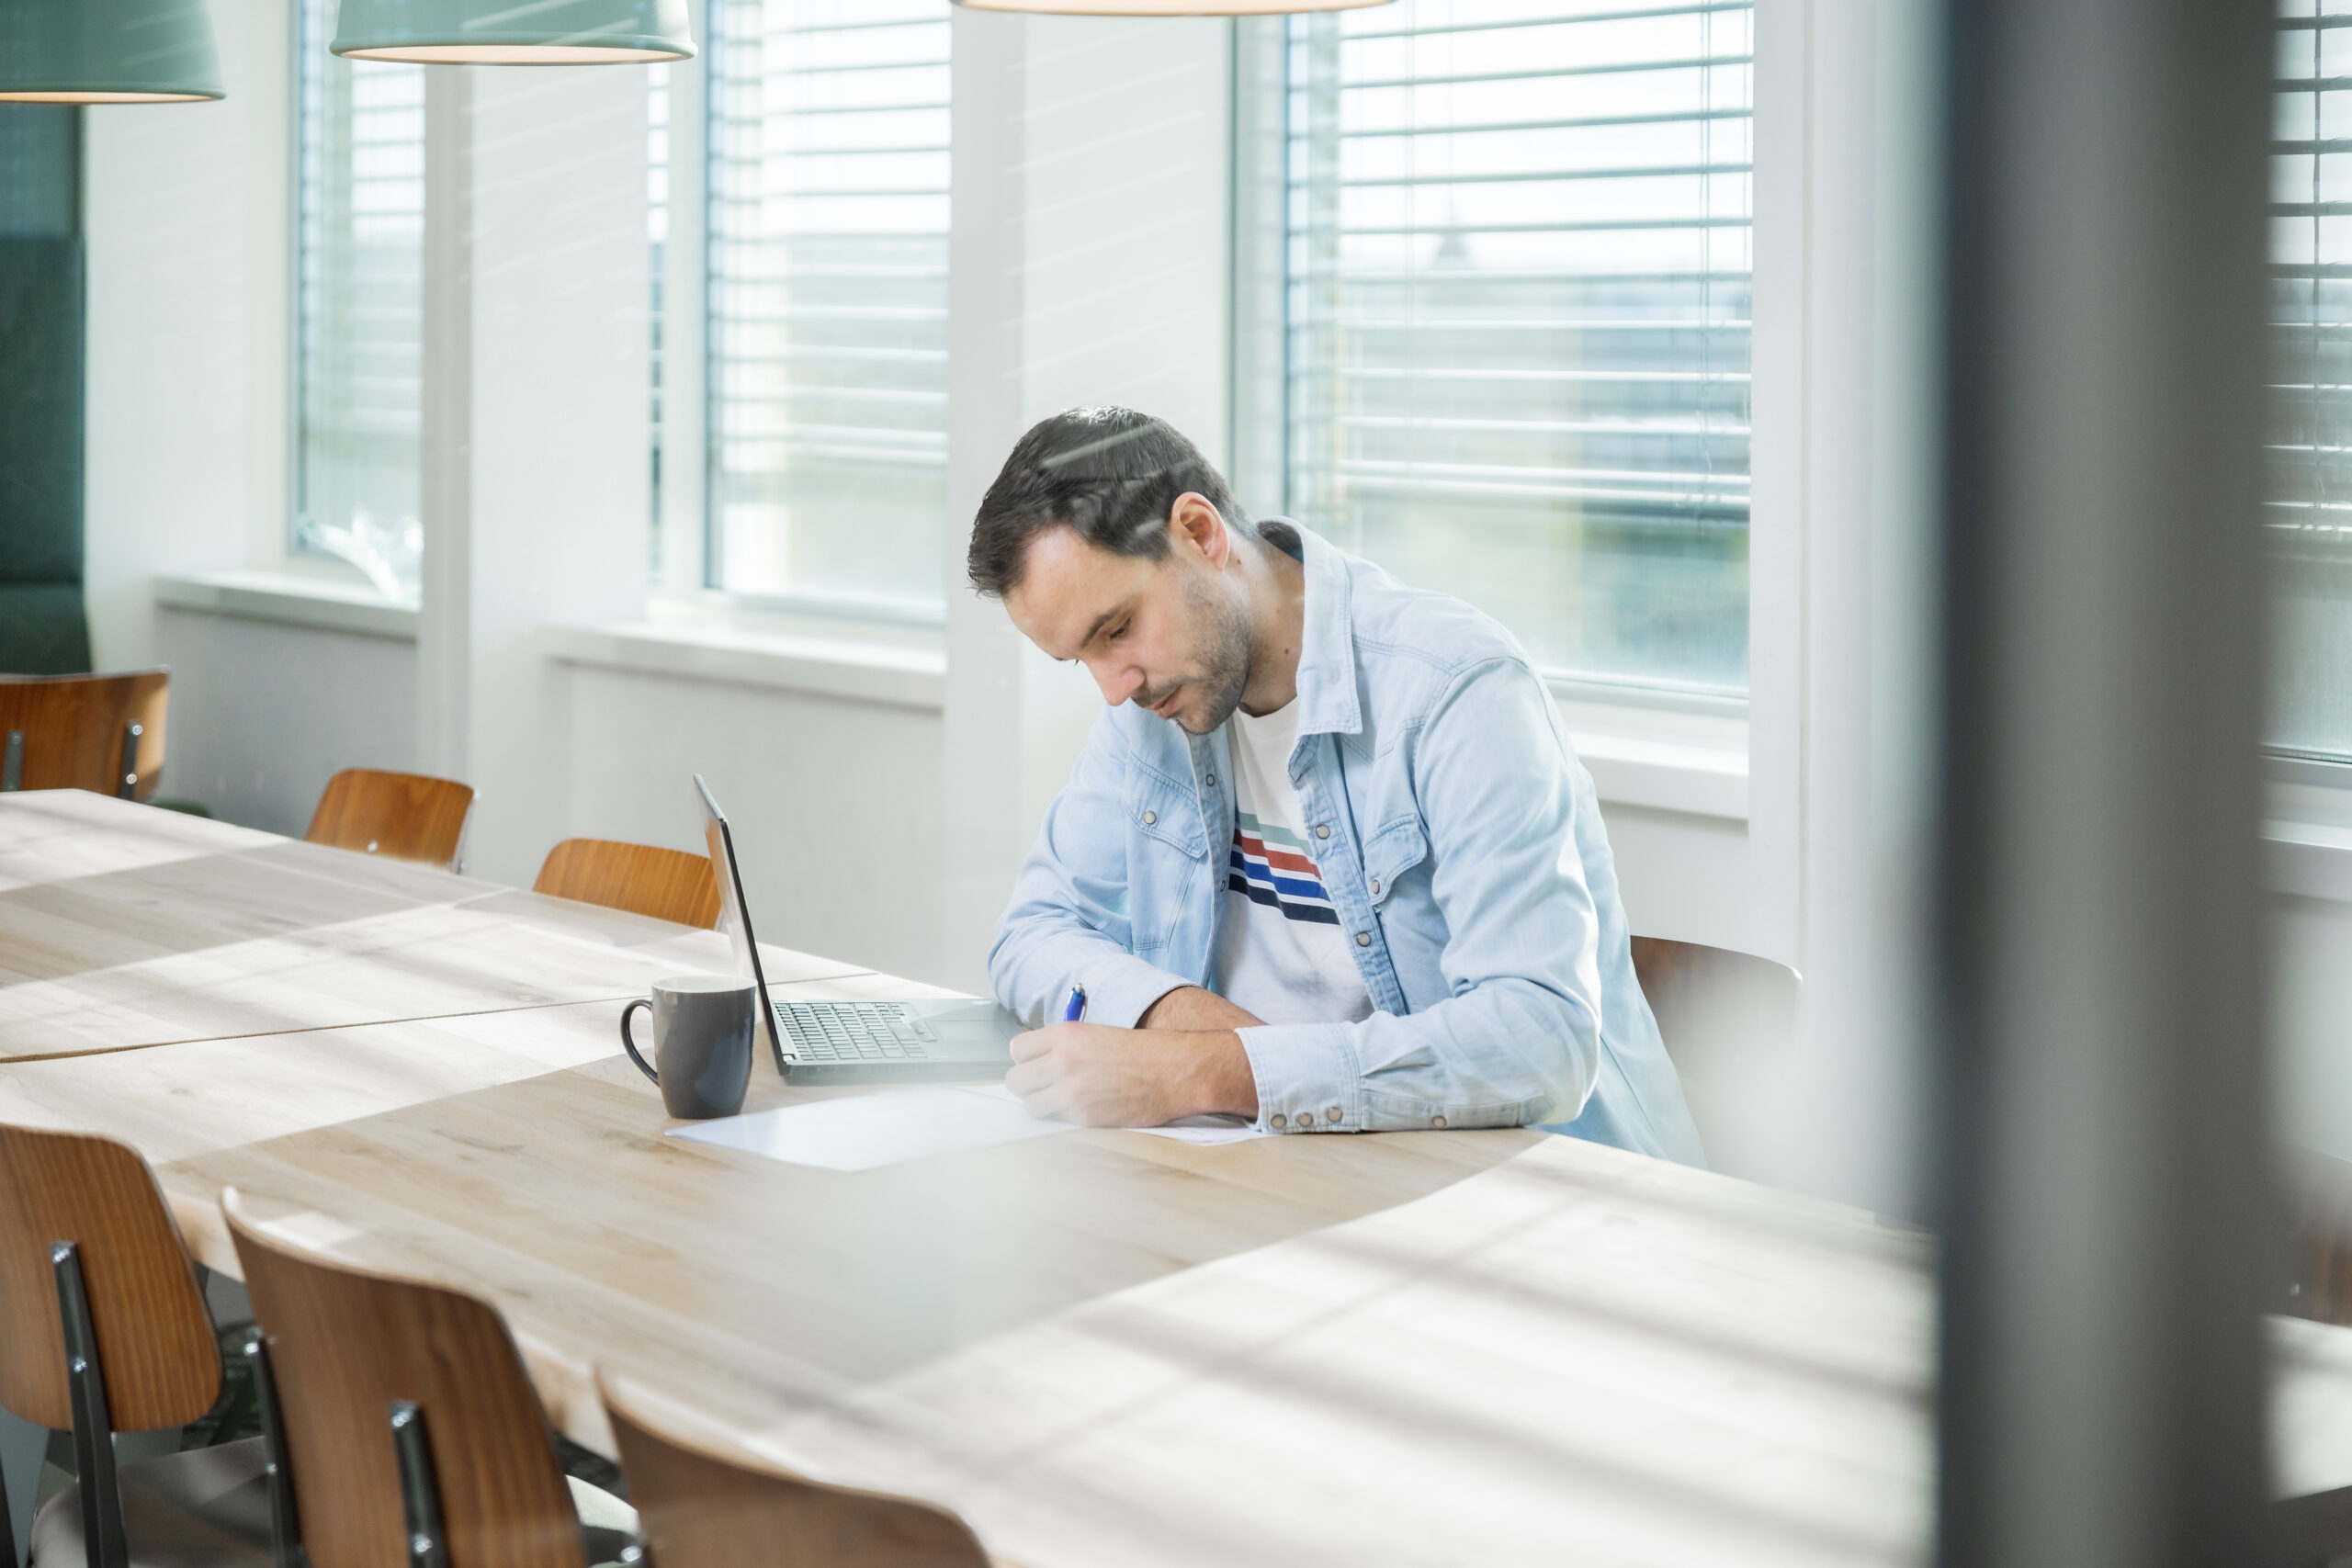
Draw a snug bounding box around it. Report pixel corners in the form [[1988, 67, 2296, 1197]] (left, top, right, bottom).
[[415, 67, 474, 787], [1932, 2, 2273, 1565]]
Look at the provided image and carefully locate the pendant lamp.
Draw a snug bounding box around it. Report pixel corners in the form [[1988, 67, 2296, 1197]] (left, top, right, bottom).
[[952, 0, 1387, 11], [0, 0, 223, 103], [331, 0, 695, 63]]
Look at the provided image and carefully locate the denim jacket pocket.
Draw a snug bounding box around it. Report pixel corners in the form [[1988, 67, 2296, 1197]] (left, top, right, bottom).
[[1125, 771, 1209, 860], [1361, 817, 1429, 909]]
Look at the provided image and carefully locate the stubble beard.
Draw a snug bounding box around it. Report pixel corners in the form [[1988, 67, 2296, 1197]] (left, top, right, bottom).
[[1167, 570, 1254, 736]]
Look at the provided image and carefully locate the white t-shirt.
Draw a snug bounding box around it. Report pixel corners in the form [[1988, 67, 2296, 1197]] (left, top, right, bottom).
[[1209, 700, 1376, 1027]]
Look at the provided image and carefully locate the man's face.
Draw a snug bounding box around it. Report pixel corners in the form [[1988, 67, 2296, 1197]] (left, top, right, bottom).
[[1002, 517, 1252, 735]]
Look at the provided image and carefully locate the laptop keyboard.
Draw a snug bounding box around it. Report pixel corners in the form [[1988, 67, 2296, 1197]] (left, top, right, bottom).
[[775, 1001, 938, 1062]]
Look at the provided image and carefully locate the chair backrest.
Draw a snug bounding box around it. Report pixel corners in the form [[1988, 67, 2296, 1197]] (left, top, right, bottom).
[[0, 1123, 220, 1433], [599, 1372, 987, 1568], [305, 768, 476, 869], [1627, 936, 1801, 1069], [533, 840, 722, 930], [0, 669, 168, 801], [1627, 936, 1801, 1166], [223, 1190, 583, 1568]]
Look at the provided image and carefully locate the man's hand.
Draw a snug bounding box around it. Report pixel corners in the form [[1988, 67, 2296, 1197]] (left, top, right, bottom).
[[1005, 1021, 1259, 1127]]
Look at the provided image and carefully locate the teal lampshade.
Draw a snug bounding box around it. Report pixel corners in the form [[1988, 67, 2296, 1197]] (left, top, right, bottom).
[[331, 0, 695, 63], [0, 0, 223, 103]]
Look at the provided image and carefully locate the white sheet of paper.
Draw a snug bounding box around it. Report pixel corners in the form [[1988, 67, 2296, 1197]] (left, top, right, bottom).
[[1124, 1119, 1276, 1146], [668, 1087, 1277, 1169], [668, 1083, 1075, 1171]]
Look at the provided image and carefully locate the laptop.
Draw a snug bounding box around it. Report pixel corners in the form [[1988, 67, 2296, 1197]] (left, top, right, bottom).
[[693, 774, 1023, 1085]]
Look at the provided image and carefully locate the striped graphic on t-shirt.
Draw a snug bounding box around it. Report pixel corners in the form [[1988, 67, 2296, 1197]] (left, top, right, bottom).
[[1227, 813, 1340, 925]]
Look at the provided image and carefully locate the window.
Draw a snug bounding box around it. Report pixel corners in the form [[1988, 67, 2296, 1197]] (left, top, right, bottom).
[[2272, 0, 2352, 764], [292, 0, 424, 601], [1280, 0, 1752, 695], [704, 0, 951, 616]]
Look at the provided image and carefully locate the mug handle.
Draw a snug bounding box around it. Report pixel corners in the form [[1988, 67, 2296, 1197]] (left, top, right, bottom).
[[619, 998, 660, 1085]]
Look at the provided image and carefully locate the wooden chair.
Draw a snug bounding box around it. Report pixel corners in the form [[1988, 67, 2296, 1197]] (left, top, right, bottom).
[[2281, 1144, 2352, 1326], [1627, 936, 1802, 1163], [0, 671, 168, 801], [0, 1123, 273, 1568], [533, 840, 722, 930], [303, 769, 475, 871], [221, 1190, 636, 1568], [599, 1371, 988, 1568]]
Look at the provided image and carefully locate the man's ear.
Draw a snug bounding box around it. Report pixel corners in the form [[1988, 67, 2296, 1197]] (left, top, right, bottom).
[[1169, 492, 1227, 565]]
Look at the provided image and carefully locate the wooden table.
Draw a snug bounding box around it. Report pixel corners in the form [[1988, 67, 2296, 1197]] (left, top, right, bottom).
[[2, 792, 2345, 1567], [0, 790, 865, 1058]]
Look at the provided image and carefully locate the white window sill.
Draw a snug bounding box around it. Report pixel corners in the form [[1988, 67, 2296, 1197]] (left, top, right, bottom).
[[2269, 822, 2352, 904], [154, 570, 418, 641], [1571, 729, 1749, 820], [1553, 683, 1749, 821], [545, 622, 945, 712]]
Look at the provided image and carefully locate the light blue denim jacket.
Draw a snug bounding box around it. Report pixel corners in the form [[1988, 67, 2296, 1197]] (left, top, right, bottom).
[[989, 521, 1706, 1165]]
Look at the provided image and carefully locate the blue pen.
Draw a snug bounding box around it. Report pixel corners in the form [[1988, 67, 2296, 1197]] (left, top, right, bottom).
[[1062, 985, 1088, 1023]]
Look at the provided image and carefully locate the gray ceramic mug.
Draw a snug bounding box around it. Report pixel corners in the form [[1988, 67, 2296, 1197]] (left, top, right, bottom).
[[620, 975, 756, 1120]]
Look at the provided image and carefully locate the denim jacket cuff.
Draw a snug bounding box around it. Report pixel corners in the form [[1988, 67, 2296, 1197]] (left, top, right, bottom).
[[1237, 1022, 1361, 1132], [1082, 955, 1197, 1031]]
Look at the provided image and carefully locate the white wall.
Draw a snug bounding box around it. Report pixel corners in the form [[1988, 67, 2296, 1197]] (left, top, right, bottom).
[[452, 63, 652, 888], [555, 663, 944, 984], [82, 0, 294, 671], [152, 608, 415, 835]]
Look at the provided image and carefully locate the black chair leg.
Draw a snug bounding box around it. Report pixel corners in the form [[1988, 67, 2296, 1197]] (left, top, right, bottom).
[[115, 725, 141, 801], [243, 1337, 302, 1568], [51, 1244, 126, 1568], [389, 1403, 445, 1568]]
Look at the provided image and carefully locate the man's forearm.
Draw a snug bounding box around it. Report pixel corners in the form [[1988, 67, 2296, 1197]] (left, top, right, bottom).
[[1164, 1027, 1260, 1119], [1138, 985, 1264, 1032]]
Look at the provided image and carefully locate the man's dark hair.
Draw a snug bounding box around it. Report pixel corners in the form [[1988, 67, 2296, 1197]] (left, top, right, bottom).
[[967, 407, 1252, 597]]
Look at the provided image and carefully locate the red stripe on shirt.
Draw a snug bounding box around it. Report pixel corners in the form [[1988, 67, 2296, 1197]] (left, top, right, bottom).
[[1233, 831, 1319, 876]]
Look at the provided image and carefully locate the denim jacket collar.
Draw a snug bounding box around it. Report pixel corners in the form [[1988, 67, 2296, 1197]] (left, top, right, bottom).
[[1261, 519, 1362, 739]]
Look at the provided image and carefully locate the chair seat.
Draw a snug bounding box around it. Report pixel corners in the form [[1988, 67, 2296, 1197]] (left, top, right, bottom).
[[30, 1438, 270, 1568]]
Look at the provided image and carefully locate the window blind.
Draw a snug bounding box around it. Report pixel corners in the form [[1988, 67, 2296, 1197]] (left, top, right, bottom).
[[706, 0, 950, 614], [2272, 0, 2352, 762], [294, 0, 424, 599], [1283, 0, 1752, 693]]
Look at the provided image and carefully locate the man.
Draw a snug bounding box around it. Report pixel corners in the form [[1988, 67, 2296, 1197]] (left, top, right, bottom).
[[974, 407, 1704, 1165]]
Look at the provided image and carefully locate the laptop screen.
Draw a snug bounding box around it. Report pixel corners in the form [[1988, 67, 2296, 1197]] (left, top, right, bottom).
[[694, 774, 783, 1065]]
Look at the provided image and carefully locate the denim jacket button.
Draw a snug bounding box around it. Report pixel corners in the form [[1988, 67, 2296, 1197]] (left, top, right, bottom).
[[1326, 1106, 1342, 1122], [1370, 878, 1381, 895], [1355, 931, 1372, 947], [1142, 810, 1157, 826], [1205, 773, 1216, 786], [1315, 824, 1330, 840], [1270, 1113, 1286, 1129], [1431, 1114, 1448, 1130]]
